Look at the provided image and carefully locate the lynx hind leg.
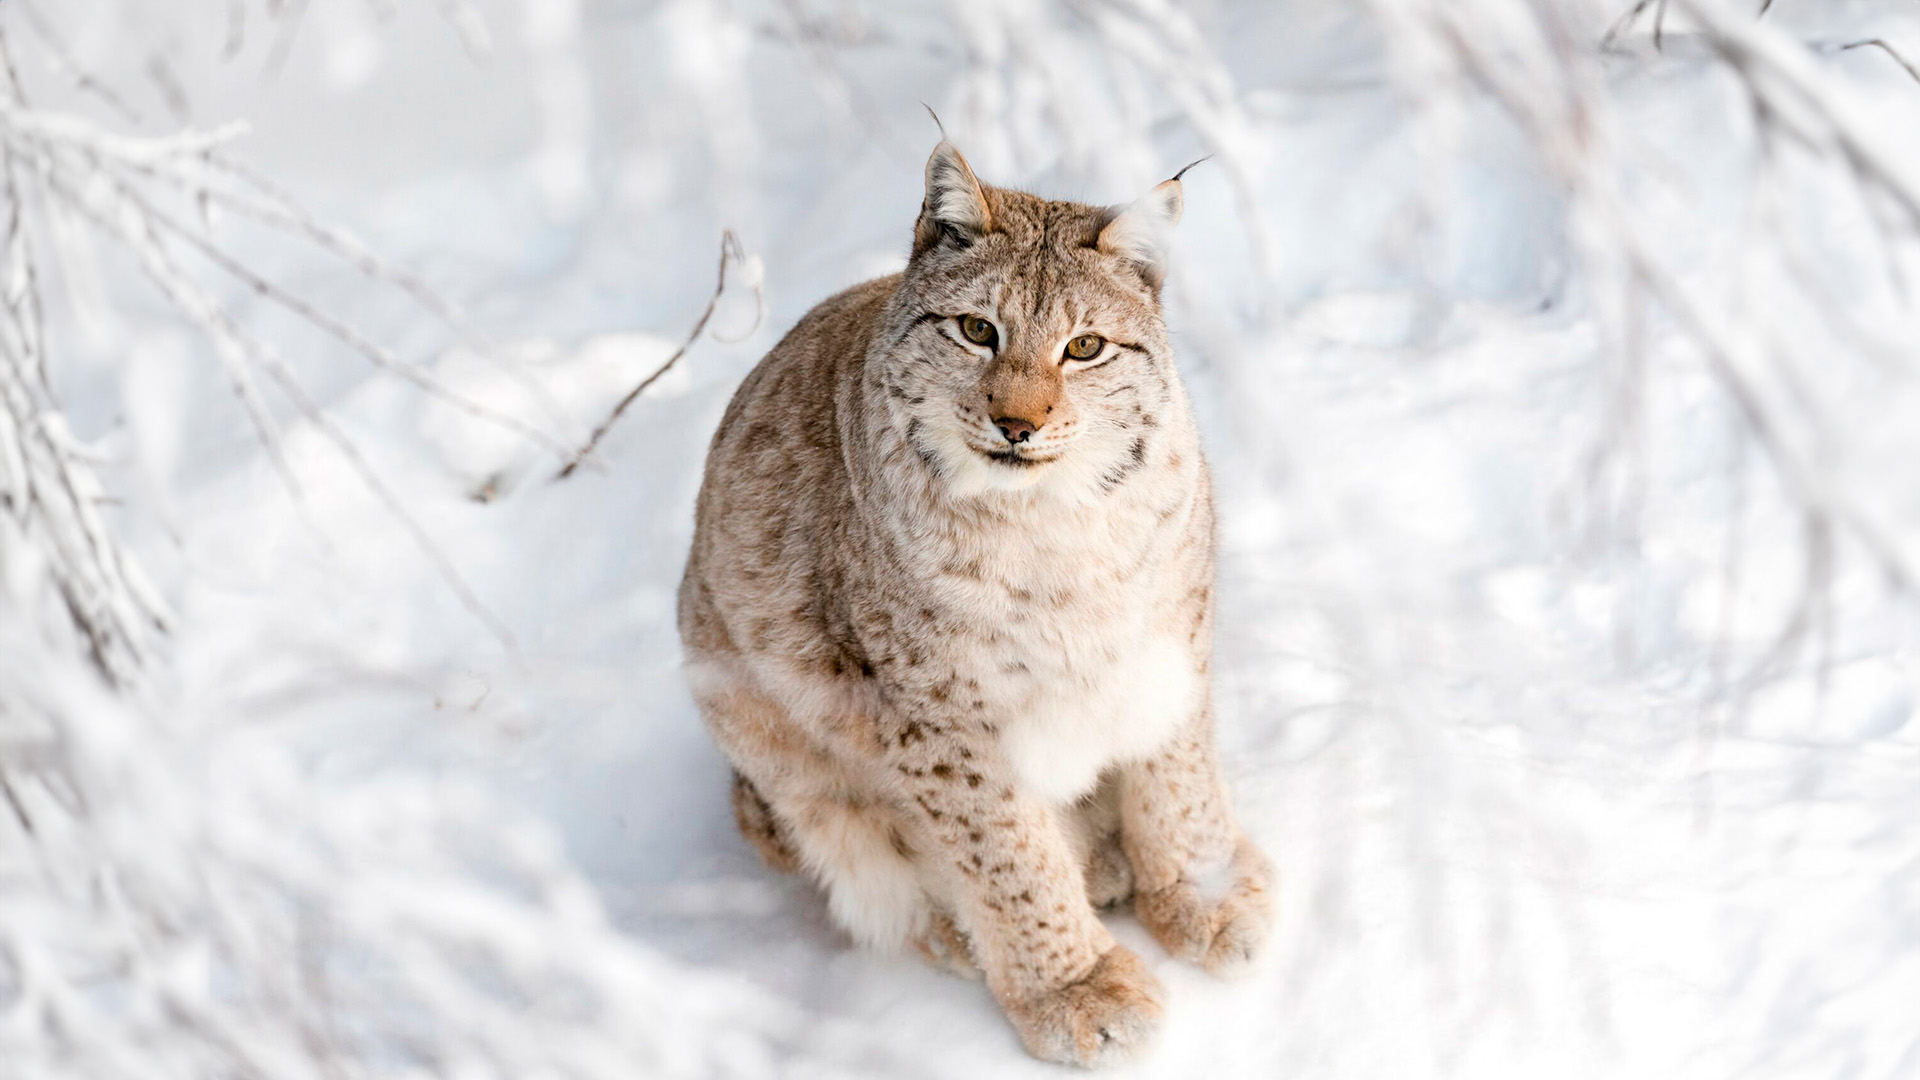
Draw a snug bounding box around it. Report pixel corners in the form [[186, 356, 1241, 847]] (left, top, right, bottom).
[[1083, 831, 1135, 911], [913, 908, 981, 979], [692, 673, 934, 952], [782, 793, 935, 952], [731, 770, 801, 874], [1071, 773, 1135, 910]]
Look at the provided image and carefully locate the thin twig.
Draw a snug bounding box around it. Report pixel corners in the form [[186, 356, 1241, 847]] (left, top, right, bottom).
[[0, 773, 32, 833], [16, 0, 145, 127], [262, 0, 313, 80], [0, 55, 559, 661], [4, 111, 567, 457], [223, 0, 248, 61], [101, 167, 570, 457], [194, 153, 578, 438], [57, 173, 517, 650], [1603, 0, 1654, 52], [555, 230, 754, 481], [1681, 0, 1920, 226], [201, 155, 481, 339], [258, 352, 520, 651], [15, 146, 305, 512], [114, 148, 580, 442], [1600, 0, 1670, 53], [432, 0, 495, 60], [1839, 39, 1920, 87]]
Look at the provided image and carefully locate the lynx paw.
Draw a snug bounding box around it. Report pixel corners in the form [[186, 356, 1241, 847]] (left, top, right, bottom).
[[1135, 839, 1273, 976], [912, 910, 979, 979], [1005, 946, 1164, 1067]]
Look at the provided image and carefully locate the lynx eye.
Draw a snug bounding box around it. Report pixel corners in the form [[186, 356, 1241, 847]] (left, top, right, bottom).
[[1064, 333, 1105, 362], [959, 314, 998, 348]]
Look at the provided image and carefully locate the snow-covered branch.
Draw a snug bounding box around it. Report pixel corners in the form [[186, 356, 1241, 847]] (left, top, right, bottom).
[[0, 621, 803, 1080], [1362, 0, 1920, 675]]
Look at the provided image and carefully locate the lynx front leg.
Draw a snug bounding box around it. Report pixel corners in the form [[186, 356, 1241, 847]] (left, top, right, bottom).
[[892, 737, 1163, 1067], [1119, 710, 1274, 975]]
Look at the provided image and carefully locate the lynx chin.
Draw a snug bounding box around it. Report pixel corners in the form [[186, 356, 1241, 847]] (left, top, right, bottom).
[[678, 137, 1272, 1067]]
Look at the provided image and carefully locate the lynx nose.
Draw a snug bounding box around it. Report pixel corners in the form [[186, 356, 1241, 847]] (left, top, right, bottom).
[[993, 416, 1037, 444]]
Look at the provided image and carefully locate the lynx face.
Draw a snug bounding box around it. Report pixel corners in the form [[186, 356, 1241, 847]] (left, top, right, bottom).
[[880, 146, 1187, 500]]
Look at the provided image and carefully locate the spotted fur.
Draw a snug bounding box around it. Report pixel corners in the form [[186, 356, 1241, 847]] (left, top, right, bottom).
[[678, 140, 1272, 1067]]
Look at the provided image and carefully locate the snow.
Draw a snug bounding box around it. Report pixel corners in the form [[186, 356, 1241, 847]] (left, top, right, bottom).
[[4, 2, 1919, 1078]]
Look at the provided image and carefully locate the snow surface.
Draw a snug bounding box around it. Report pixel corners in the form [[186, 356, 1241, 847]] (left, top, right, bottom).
[[10, 2, 1920, 1077]]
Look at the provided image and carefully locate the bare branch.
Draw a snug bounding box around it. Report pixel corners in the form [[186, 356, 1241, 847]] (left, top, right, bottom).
[[1838, 38, 1920, 88], [0, 773, 31, 833], [106, 169, 570, 457], [1601, 0, 1668, 53], [37, 167, 519, 651], [16, 0, 145, 127], [555, 229, 759, 481], [0, 33, 564, 663]]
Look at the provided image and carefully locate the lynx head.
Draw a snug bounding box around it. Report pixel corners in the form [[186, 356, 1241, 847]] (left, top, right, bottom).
[[880, 139, 1192, 500]]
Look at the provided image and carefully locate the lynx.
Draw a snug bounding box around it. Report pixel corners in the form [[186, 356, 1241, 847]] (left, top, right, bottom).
[[678, 137, 1272, 1067]]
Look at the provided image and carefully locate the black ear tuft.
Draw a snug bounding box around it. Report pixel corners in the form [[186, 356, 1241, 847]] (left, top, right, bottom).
[[1170, 155, 1211, 183]]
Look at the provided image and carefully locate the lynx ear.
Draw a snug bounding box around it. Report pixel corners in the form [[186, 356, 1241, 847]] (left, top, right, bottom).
[[1097, 175, 1186, 290], [915, 140, 993, 255]]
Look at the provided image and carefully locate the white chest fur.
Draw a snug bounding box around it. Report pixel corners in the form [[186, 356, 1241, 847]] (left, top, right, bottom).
[[891, 452, 1207, 805], [996, 625, 1200, 805]]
